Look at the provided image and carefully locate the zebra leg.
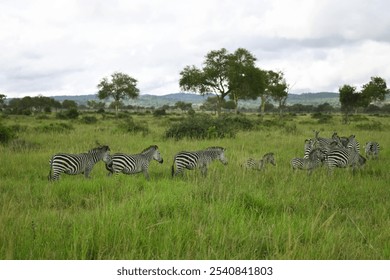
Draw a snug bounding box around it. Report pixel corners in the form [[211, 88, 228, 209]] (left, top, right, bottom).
[[200, 165, 207, 177], [143, 168, 150, 180]]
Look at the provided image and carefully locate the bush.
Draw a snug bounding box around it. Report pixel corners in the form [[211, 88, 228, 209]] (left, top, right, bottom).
[[355, 121, 384, 131], [36, 123, 74, 133], [164, 114, 246, 140], [153, 108, 166, 117], [0, 123, 15, 144], [81, 116, 98, 124], [56, 109, 79, 120], [117, 117, 149, 135]]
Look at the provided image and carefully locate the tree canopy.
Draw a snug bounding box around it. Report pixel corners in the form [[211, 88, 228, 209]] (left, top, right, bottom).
[[97, 72, 139, 116]]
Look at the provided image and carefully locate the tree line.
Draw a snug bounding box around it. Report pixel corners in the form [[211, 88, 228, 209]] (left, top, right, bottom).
[[1, 47, 389, 117]]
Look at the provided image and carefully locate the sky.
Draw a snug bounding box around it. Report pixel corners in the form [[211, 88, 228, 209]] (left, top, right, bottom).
[[1, 0, 390, 98]]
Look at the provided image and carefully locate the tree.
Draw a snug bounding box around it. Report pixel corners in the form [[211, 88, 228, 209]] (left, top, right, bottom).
[[267, 71, 288, 116], [179, 48, 257, 115], [62, 99, 78, 109], [339, 84, 359, 123], [175, 101, 192, 112], [360, 76, 390, 107], [0, 94, 6, 110], [97, 72, 140, 117]]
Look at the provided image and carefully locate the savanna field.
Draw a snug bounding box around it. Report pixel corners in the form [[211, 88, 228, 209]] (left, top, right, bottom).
[[1, 112, 389, 260]]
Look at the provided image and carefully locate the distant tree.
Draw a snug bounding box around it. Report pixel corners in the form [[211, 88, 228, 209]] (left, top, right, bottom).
[[62, 99, 78, 109], [179, 48, 257, 115], [97, 72, 140, 117], [87, 100, 106, 110], [360, 76, 390, 107], [267, 71, 288, 116], [175, 101, 192, 112], [200, 96, 219, 114], [339, 84, 359, 123], [0, 94, 6, 110], [316, 102, 333, 113]]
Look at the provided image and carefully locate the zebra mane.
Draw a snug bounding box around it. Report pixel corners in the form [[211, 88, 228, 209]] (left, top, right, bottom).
[[141, 145, 159, 153], [263, 152, 274, 157], [89, 145, 110, 153], [206, 146, 225, 151]]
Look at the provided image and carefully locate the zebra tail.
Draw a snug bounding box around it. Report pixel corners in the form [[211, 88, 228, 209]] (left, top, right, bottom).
[[48, 157, 54, 181], [171, 164, 175, 177]]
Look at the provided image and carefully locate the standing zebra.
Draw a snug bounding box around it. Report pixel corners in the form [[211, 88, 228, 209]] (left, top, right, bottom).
[[172, 146, 228, 177], [365, 141, 380, 159], [48, 145, 111, 181], [314, 130, 342, 155], [105, 145, 163, 180], [244, 152, 276, 170], [291, 148, 325, 173], [324, 137, 366, 172]]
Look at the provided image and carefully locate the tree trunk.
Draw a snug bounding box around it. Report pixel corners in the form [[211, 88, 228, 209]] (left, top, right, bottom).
[[260, 95, 266, 115]]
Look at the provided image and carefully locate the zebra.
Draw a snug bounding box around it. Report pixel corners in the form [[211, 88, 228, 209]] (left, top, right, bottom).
[[365, 141, 380, 159], [171, 146, 228, 177], [48, 145, 111, 181], [304, 138, 318, 159], [105, 145, 163, 180], [314, 130, 342, 155], [291, 148, 325, 173], [244, 152, 276, 170], [324, 138, 366, 172]]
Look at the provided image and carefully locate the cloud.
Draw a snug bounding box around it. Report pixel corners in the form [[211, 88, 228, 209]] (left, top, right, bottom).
[[1, 0, 390, 98]]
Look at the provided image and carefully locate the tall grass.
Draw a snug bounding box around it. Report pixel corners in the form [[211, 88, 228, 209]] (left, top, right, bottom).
[[0, 113, 389, 259]]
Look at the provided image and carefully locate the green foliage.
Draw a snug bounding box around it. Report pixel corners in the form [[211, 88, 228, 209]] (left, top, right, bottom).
[[165, 114, 256, 140], [117, 116, 149, 135], [36, 122, 74, 133], [311, 112, 333, 123], [355, 120, 384, 131], [0, 123, 15, 144], [153, 108, 166, 117], [56, 109, 79, 120], [81, 115, 98, 124]]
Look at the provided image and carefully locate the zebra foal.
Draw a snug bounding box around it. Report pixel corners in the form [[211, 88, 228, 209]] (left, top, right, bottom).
[[291, 148, 325, 173], [48, 145, 111, 181], [171, 146, 228, 177], [105, 145, 163, 180], [365, 141, 380, 159], [244, 152, 276, 170]]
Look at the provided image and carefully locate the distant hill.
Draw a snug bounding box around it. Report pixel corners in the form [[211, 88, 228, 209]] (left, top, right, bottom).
[[49, 92, 340, 108]]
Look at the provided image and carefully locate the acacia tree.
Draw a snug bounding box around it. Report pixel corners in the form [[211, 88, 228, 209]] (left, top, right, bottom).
[[97, 72, 139, 116], [179, 48, 257, 115]]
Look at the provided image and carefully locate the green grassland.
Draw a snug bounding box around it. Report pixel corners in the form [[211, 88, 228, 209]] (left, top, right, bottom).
[[1, 112, 389, 259]]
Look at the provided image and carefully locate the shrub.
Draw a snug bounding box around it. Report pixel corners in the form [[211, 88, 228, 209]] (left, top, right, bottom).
[[153, 108, 166, 117], [36, 123, 74, 133], [81, 116, 98, 124], [0, 123, 15, 144], [117, 116, 149, 135], [355, 121, 384, 131]]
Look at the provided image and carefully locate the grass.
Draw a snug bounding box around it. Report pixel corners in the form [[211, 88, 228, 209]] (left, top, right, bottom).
[[0, 113, 389, 259]]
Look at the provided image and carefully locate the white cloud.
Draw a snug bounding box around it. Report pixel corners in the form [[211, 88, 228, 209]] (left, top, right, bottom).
[[1, 0, 390, 98]]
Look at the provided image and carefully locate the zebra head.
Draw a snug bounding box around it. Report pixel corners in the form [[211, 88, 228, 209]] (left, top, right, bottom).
[[206, 146, 228, 165], [142, 145, 164, 164], [263, 152, 276, 166], [89, 145, 111, 161], [308, 148, 326, 162]]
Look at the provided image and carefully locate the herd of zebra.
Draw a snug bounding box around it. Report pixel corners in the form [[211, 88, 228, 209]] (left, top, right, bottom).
[[48, 145, 228, 181], [47, 131, 380, 181], [289, 130, 380, 174]]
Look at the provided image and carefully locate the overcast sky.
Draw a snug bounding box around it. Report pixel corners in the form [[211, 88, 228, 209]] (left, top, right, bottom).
[[1, 0, 390, 98]]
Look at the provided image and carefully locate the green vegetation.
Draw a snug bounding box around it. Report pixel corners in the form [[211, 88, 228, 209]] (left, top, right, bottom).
[[1, 112, 389, 259]]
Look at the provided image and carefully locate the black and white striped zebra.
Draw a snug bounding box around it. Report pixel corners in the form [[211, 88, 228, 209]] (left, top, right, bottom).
[[304, 138, 318, 159], [171, 146, 228, 177], [244, 152, 276, 170], [365, 141, 380, 159], [105, 145, 163, 180], [324, 137, 366, 172], [291, 148, 325, 173], [314, 130, 342, 155], [48, 145, 111, 181]]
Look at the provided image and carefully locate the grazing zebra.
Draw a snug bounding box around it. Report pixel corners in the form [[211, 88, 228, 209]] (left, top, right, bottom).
[[324, 139, 366, 172], [171, 146, 228, 177], [291, 148, 325, 173], [365, 141, 380, 159], [48, 145, 111, 181], [244, 152, 276, 170], [105, 145, 163, 180]]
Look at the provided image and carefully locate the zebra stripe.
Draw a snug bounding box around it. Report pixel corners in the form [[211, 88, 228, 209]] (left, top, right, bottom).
[[365, 141, 380, 159], [48, 145, 110, 181], [304, 138, 317, 159], [105, 145, 163, 180], [324, 144, 366, 171], [314, 130, 342, 155], [172, 146, 227, 177], [244, 152, 276, 170], [291, 148, 325, 172]]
